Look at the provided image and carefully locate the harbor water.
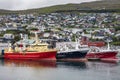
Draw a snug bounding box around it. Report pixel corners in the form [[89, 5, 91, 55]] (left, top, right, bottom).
[[0, 59, 120, 80], [0, 43, 120, 80]]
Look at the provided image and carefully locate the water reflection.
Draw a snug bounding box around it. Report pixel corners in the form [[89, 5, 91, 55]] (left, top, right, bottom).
[[2, 59, 57, 68], [57, 61, 87, 70], [0, 59, 120, 80], [87, 61, 118, 70], [0, 59, 118, 70], [0, 59, 88, 70]]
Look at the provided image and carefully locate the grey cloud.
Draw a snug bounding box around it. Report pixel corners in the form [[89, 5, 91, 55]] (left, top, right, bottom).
[[0, 0, 97, 10]]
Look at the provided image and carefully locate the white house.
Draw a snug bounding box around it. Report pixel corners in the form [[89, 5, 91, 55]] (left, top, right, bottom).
[[3, 34, 14, 39]]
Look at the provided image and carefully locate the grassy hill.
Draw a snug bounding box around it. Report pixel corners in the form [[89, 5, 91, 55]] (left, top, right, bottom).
[[80, 0, 120, 9], [0, 0, 120, 15]]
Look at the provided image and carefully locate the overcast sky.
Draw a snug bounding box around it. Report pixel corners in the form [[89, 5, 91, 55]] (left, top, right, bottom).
[[0, 0, 98, 10]]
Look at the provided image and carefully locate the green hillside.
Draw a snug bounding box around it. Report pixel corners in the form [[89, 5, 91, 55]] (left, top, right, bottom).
[[0, 0, 120, 14]]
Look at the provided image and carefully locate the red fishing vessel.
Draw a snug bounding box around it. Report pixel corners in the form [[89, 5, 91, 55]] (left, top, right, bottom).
[[86, 42, 118, 59], [87, 41, 105, 47], [86, 50, 118, 59], [3, 32, 57, 60]]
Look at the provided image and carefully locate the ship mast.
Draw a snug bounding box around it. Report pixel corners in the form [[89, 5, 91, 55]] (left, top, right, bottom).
[[65, 44, 68, 51], [8, 42, 13, 52], [107, 41, 110, 50], [106, 38, 111, 51], [35, 32, 39, 44], [75, 37, 79, 50]]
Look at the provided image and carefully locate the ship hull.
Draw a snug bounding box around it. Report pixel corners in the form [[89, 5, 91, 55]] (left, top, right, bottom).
[[4, 51, 57, 60], [57, 50, 88, 59], [86, 51, 118, 59]]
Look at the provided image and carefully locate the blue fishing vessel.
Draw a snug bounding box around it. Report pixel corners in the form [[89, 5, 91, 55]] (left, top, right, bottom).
[[56, 39, 89, 59]]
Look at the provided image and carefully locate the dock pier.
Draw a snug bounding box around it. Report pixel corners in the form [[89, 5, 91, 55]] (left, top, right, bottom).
[[0, 55, 4, 59]]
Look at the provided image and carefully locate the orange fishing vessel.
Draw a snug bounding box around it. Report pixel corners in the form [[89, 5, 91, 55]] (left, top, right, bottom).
[[4, 32, 57, 60]]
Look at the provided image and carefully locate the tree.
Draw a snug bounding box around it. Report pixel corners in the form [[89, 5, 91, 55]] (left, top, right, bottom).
[[14, 35, 21, 41], [114, 26, 120, 31]]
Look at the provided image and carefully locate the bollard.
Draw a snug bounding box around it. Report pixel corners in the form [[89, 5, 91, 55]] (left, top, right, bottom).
[[1, 49, 4, 55]]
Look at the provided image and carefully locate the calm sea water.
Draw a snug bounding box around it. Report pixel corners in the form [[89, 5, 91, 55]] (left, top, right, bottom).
[[0, 59, 120, 80]]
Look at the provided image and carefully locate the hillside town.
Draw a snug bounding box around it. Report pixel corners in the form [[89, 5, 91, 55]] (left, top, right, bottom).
[[1, 0, 120, 80], [0, 13, 119, 46]]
